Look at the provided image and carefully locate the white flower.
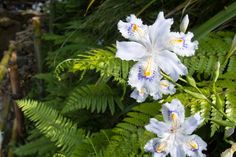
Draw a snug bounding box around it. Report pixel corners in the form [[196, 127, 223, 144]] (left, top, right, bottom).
[[116, 12, 198, 102], [144, 99, 207, 157]]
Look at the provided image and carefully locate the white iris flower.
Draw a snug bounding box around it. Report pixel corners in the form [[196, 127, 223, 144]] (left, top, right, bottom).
[[144, 99, 207, 157], [116, 12, 198, 102]]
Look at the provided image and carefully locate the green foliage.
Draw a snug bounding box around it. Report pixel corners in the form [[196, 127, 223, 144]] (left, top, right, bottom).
[[104, 102, 162, 157], [79, 0, 161, 40], [193, 2, 236, 39], [15, 137, 56, 157], [25, 31, 236, 156], [62, 83, 123, 115], [225, 90, 236, 122], [71, 130, 113, 157], [55, 45, 130, 84], [15, 0, 236, 156], [16, 100, 85, 155]]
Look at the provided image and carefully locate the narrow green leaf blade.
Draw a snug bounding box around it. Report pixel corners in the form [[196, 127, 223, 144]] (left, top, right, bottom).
[[193, 2, 236, 39]]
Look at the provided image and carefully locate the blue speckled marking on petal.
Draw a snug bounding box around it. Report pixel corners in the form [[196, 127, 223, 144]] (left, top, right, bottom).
[[127, 24, 133, 35], [138, 66, 156, 81], [181, 37, 188, 48], [128, 24, 135, 36]]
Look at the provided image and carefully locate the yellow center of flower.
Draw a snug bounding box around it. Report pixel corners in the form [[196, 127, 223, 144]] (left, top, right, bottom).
[[170, 112, 177, 121], [156, 143, 166, 153], [132, 24, 139, 32], [144, 71, 151, 77], [189, 141, 198, 150]]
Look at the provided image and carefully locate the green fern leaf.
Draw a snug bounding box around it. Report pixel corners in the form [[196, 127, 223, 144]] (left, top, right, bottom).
[[55, 45, 130, 84], [17, 100, 85, 154], [62, 83, 123, 114], [14, 137, 56, 156]]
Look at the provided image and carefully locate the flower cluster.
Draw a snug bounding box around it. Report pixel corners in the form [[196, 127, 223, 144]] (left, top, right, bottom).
[[144, 99, 207, 157], [116, 12, 198, 102]]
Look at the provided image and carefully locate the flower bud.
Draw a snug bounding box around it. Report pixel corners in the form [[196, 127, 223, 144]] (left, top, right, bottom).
[[180, 15, 189, 33], [186, 75, 196, 87], [213, 61, 220, 83]]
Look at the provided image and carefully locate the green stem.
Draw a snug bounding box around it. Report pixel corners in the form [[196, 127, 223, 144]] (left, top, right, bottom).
[[222, 49, 235, 67], [179, 77, 188, 84]]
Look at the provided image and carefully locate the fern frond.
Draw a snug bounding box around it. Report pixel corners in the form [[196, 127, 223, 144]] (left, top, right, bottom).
[[103, 101, 162, 157], [210, 95, 224, 137], [55, 46, 130, 84], [225, 90, 236, 122], [62, 83, 123, 114], [54, 58, 80, 80], [71, 130, 113, 157], [14, 137, 56, 156], [222, 56, 236, 79], [17, 100, 85, 154]]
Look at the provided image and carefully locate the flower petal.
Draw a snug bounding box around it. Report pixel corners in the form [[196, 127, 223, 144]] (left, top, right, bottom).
[[128, 62, 145, 91], [116, 41, 148, 61], [182, 113, 202, 135], [130, 88, 148, 103], [152, 91, 163, 100], [162, 99, 185, 124], [221, 148, 234, 157], [168, 32, 198, 57], [128, 61, 162, 102], [153, 153, 167, 157], [144, 138, 169, 156], [118, 14, 148, 42], [149, 12, 173, 49], [183, 135, 207, 157], [144, 138, 160, 152], [152, 80, 176, 100], [145, 118, 170, 137], [159, 80, 176, 95], [156, 50, 187, 80], [170, 145, 186, 157]]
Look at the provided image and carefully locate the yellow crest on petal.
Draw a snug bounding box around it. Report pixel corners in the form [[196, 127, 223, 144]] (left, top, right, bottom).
[[156, 143, 167, 153]]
